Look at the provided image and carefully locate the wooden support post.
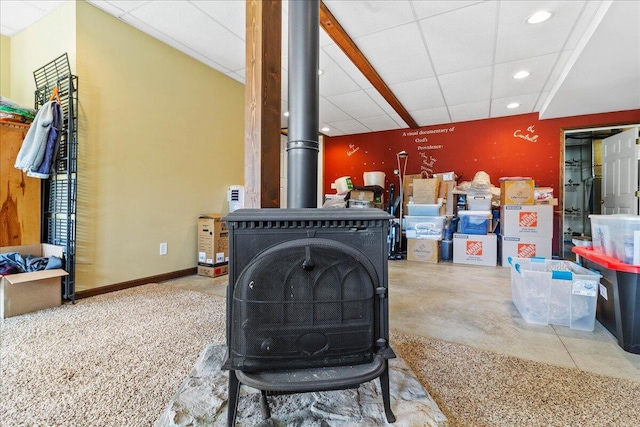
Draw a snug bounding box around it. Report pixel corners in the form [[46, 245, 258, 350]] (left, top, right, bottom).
[[244, 0, 282, 208]]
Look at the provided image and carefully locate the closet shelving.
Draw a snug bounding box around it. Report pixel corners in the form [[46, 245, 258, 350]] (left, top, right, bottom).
[[33, 53, 78, 303]]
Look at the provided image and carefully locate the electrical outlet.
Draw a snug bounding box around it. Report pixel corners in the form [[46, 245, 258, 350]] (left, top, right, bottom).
[[159, 242, 168, 255]]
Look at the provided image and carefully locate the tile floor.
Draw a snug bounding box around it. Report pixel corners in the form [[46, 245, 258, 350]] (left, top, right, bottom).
[[164, 259, 640, 382]]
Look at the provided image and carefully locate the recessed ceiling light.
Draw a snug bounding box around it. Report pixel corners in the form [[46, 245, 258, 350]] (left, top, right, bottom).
[[507, 102, 520, 109], [318, 69, 324, 76], [513, 70, 530, 80], [284, 111, 290, 117], [527, 11, 552, 24], [321, 126, 330, 132]]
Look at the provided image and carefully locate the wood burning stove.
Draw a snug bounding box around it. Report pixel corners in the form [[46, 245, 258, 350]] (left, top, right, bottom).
[[222, 208, 395, 425]]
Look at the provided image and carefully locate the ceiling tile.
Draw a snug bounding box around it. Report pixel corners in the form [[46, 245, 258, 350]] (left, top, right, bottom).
[[326, 91, 386, 119], [420, 1, 497, 75], [410, 107, 451, 127], [320, 98, 351, 123], [319, 50, 362, 96], [191, 0, 246, 40], [323, 0, 415, 38], [129, 1, 245, 70], [542, 50, 572, 93], [389, 77, 445, 112], [491, 93, 539, 118], [439, 66, 492, 105], [449, 101, 491, 123], [411, 0, 484, 20], [495, 1, 586, 63], [323, 43, 373, 90], [359, 115, 403, 132], [354, 22, 435, 85], [328, 119, 371, 135], [24, 1, 65, 13], [0, 1, 47, 34], [492, 53, 558, 99], [87, 1, 127, 17], [98, 0, 147, 14]]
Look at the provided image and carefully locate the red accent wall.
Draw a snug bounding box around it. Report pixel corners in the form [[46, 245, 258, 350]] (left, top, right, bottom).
[[323, 110, 640, 255]]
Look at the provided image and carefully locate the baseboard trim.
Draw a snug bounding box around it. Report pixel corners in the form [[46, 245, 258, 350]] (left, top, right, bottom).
[[75, 268, 197, 300]]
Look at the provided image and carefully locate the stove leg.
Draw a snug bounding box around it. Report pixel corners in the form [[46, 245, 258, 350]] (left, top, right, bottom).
[[227, 370, 241, 427], [259, 390, 272, 420], [380, 363, 396, 423]]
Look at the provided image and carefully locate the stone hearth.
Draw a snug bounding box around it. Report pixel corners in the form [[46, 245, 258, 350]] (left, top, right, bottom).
[[155, 345, 449, 427]]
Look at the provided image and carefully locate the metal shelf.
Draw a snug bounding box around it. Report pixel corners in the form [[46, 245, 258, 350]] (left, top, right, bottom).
[[34, 53, 78, 303]]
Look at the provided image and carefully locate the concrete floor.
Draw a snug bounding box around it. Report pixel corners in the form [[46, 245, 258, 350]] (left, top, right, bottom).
[[163, 259, 640, 382]]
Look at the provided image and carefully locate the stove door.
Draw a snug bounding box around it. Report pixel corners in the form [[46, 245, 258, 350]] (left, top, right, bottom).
[[228, 238, 378, 372]]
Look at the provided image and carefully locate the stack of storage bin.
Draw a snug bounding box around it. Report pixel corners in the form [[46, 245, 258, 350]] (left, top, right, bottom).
[[509, 257, 601, 331], [453, 194, 497, 266], [498, 178, 553, 266], [405, 202, 444, 263]]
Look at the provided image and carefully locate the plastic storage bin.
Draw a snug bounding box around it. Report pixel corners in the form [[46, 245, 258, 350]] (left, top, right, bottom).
[[467, 195, 491, 211], [457, 210, 491, 235], [404, 215, 445, 239], [509, 257, 601, 331], [589, 214, 640, 264], [407, 202, 442, 216]]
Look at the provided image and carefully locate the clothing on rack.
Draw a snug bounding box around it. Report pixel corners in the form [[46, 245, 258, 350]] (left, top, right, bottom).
[[14, 100, 63, 178]]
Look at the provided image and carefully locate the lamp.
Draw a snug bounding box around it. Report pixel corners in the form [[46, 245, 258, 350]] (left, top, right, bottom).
[[396, 150, 409, 257]]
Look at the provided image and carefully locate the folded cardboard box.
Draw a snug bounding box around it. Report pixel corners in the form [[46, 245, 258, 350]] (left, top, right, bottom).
[[1, 244, 68, 318]]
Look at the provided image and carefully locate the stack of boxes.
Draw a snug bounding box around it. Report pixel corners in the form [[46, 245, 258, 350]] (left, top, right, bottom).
[[453, 193, 497, 267], [499, 179, 553, 266], [405, 177, 446, 263], [197, 213, 229, 277]]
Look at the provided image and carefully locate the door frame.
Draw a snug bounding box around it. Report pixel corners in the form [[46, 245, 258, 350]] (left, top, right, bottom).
[[560, 123, 640, 259]]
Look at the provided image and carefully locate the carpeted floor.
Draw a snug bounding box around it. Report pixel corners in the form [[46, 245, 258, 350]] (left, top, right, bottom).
[[1, 284, 638, 426]]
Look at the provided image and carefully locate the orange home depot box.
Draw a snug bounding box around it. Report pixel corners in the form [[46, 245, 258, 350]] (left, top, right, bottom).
[[500, 236, 552, 267], [407, 239, 441, 263], [500, 205, 553, 238], [500, 179, 534, 205], [453, 233, 497, 266], [198, 214, 229, 265]]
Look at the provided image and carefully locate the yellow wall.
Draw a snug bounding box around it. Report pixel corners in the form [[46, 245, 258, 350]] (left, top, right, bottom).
[[8, 1, 76, 106], [6, 1, 244, 290], [1, 35, 11, 97]]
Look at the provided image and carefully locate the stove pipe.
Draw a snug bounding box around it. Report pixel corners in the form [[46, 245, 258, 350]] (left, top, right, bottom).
[[286, 0, 320, 208]]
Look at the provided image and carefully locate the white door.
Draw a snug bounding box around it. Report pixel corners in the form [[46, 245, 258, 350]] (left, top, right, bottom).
[[602, 127, 640, 214]]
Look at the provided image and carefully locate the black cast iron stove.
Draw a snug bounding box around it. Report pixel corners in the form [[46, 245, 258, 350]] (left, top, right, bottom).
[[222, 208, 395, 424]]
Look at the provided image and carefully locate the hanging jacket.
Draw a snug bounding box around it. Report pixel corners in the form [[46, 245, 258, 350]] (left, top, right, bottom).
[[14, 100, 57, 174], [27, 102, 63, 179]]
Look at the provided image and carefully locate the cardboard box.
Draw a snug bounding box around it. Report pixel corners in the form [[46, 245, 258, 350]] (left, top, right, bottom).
[[407, 239, 441, 263], [198, 214, 229, 265], [1, 244, 68, 318], [197, 263, 228, 278], [500, 179, 535, 205], [453, 233, 497, 266], [413, 178, 441, 204], [500, 236, 552, 267], [349, 190, 375, 202], [501, 205, 553, 238], [403, 174, 427, 214]]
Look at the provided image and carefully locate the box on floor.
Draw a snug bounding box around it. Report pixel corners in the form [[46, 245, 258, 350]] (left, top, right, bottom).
[[407, 238, 441, 263], [501, 205, 553, 238], [453, 233, 497, 266], [500, 236, 552, 267], [1, 244, 67, 318], [198, 214, 229, 265]]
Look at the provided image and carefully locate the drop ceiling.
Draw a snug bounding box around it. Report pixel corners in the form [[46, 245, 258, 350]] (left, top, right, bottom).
[[1, 0, 639, 136]]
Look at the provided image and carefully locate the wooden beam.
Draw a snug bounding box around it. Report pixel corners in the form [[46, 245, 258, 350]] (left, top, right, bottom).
[[319, 2, 419, 129], [245, 0, 282, 208]]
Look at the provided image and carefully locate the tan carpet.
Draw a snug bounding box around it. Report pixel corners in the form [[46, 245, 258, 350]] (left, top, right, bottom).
[[1, 283, 638, 426]]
